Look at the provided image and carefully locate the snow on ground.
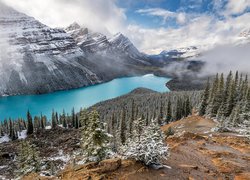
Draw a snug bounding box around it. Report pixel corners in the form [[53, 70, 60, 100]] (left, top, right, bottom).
[[45, 126, 52, 130], [0, 166, 7, 169], [49, 150, 70, 163], [18, 130, 27, 140], [0, 134, 10, 143]]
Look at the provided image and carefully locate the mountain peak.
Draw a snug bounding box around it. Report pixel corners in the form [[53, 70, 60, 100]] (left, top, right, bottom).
[[109, 32, 131, 46], [65, 22, 82, 32]]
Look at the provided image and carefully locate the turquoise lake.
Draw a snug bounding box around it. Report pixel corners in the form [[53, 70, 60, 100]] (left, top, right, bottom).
[[0, 74, 170, 121]]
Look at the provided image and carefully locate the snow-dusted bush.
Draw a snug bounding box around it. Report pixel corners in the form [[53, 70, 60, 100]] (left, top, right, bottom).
[[122, 119, 169, 167]]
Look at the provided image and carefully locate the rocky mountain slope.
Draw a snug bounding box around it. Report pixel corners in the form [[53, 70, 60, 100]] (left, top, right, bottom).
[[65, 22, 148, 63], [0, 2, 101, 96], [64, 23, 157, 81]]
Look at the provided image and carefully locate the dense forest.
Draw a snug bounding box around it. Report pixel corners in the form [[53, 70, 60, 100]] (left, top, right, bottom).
[[199, 71, 250, 132]]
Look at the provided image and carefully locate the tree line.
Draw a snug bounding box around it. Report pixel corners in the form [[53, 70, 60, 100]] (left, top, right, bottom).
[[199, 71, 250, 128]]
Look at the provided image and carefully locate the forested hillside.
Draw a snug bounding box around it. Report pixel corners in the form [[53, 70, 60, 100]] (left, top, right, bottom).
[[199, 71, 250, 135]]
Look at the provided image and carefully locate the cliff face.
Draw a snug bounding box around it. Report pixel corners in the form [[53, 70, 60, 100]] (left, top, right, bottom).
[[0, 2, 100, 96]]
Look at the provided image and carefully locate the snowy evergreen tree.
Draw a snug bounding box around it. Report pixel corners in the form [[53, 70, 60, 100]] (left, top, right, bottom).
[[199, 79, 210, 116], [123, 119, 169, 167], [199, 71, 249, 132], [79, 108, 89, 129], [16, 141, 41, 176], [81, 110, 111, 162]]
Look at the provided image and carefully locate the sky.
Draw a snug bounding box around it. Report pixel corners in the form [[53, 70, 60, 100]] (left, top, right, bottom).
[[1, 0, 250, 54]]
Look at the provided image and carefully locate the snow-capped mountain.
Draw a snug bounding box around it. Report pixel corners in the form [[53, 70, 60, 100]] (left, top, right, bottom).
[[0, 2, 100, 96], [65, 23, 149, 65], [160, 46, 200, 59], [65, 22, 110, 52]]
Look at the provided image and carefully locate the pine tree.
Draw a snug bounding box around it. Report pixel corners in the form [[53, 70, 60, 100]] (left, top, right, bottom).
[[79, 108, 89, 129], [72, 108, 76, 128], [225, 76, 237, 117], [51, 110, 57, 129], [0, 127, 4, 137], [16, 141, 40, 176], [62, 110, 67, 128], [55, 112, 59, 125], [165, 100, 171, 123], [175, 98, 182, 120], [27, 110, 33, 135], [75, 115, 79, 129], [81, 110, 111, 162], [129, 100, 135, 135], [184, 97, 191, 117], [158, 102, 164, 125], [9, 119, 17, 141], [120, 108, 127, 145], [199, 79, 210, 116], [40, 114, 45, 129]]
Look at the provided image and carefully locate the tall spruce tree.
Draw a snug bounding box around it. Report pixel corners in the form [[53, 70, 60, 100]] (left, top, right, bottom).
[[199, 79, 210, 116], [129, 100, 135, 135], [51, 110, 57, 129], [166, 100, 172, 123], [120, 108, 127, 145], [26, 110, 33, 135], [71, 108, 76, 128], [81, 110, 111, 162]]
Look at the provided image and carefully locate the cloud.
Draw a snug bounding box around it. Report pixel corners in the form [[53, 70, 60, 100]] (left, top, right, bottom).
[[225, 0, 250, 15], [127, 12, 250, 54], [1, 0, 126, 35], [136, 8, 187, 25], [196, 44, 250, 76]]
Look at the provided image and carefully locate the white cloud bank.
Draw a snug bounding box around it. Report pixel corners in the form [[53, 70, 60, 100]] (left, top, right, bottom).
[[196, 43, 250, 75], [1, 0, 126, 35], [128, 12, 250, 54]]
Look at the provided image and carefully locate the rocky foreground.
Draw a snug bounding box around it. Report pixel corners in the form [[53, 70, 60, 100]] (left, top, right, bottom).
[[16, 115, 250, 180]]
